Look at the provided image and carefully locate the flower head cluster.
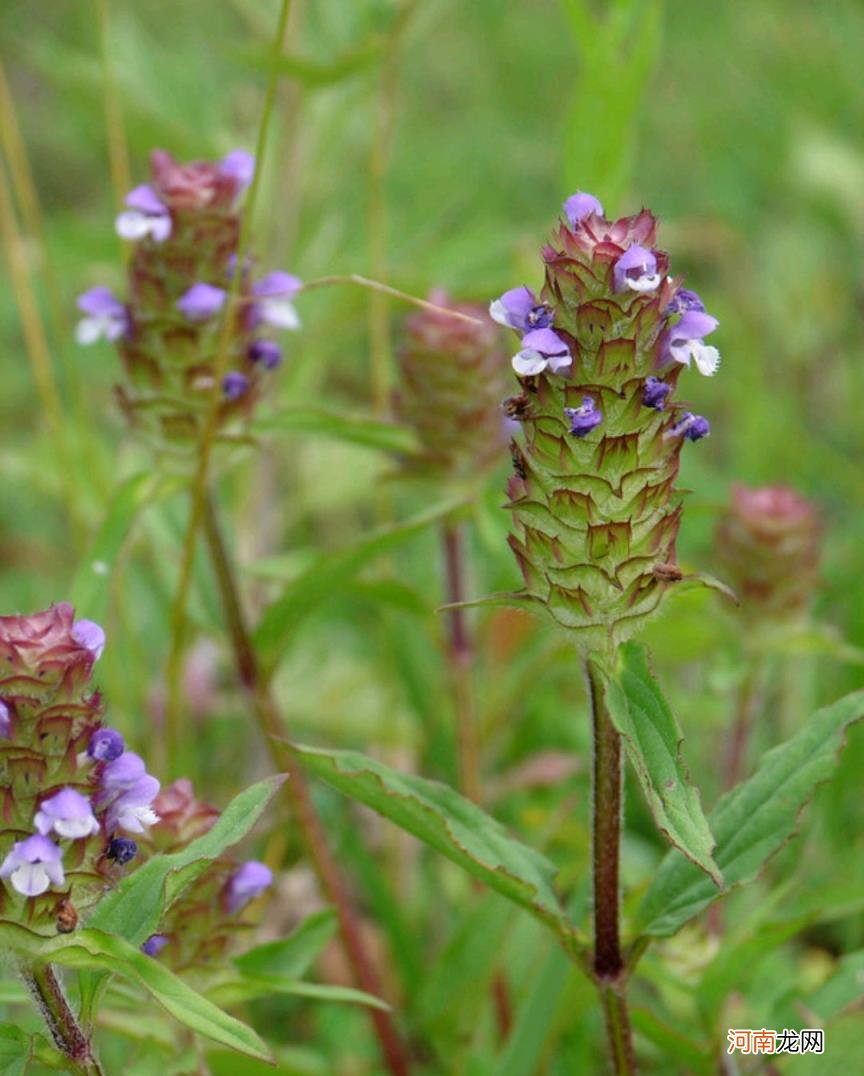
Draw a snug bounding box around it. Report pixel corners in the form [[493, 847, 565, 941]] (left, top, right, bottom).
[[715, 485, 822, 619], [396, 289, 509, 483], [494, 192, 721, 649], [75, 149, 302, 456], [0, 605, 160, 925]]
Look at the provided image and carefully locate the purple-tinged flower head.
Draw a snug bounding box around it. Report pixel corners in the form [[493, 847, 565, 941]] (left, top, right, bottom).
[[222, 372, 249, 401], [666, 412, 710, 442], [249, 272, 302, 330], [107, 837, 138, 865], [142, 934, 169, 957], [0, 834, 65, 897], [563, 191, 604, 227], [248, 339, 283, 370], [223, 860, 273, 914], [71, 618, 106, 660], [489, 286, 553, 333], [642, 376, 672, 411], [34, 788, 100, 840], [75, 287, 130, 346], [0, 603, 101, 693], [666, 288, 705, 315], [177, 282, 227, 322], [0, 700, 10, 739], [564, 396, 603, 438], [219, 150, 255, 192], [664, 310, 720, 376], [512, 328, 572, 377], [106, 775, 161, 834], [115, 185, 172, 243], [88, 727, 125, 763], [613, 245, 661, 293]]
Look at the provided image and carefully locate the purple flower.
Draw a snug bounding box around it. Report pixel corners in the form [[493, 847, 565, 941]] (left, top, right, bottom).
[[224, 860, 273, 914], [613, 245, 661, 293], [88, 727, 125, 763], [34, 788, 100, 840], [107, 837, 137, 865], [115, 185, 172, 243], [219, 149, 255, 191], [105, 774, 161, 834], [71, 618, 106, 660], [222, 372, 249, 400], [142, 934, 169, 957], [0, 700, 10, 739], [666, 412, 711, 443], [666, 288, 705, 315], [512, 328, 572, 377], [249, 339, 283, 369], [177, 282, 227, 322], [642, 376, 672, 411], [101, 751, 147, 792], [563, 191, 604, 226], [665, 310, 720, 376], [564, 396, 603, 438], [489, 286, 553, 333], [250, 272, 302, 330], [0, 834, 65, 897], [75, 287, 129, 346]]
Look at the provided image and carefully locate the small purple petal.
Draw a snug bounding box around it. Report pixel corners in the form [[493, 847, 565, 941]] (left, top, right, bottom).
[[88, 728, 125, 763], [142, 934, 169, 957], [0, 834, 64, 897], [106, 775, 160, 834], [564, 396, 603, 438], [642, 377, 672, 411], [220, 150, 255, 190], [520, 328, 570, 358], [76, 287, 125, 319], [489, 286, 537, 331], [34, 788, 99, 840], [177, 283, 227, 322], [671, 310, 718, 343], [563, 191, 604, 226], [101, 751, 147, 793], [222, 372, 249, 400], [124, 185, 168, 216], [668, 412, 711, 443], [613, 245, 659, 292], [224, 860, 273, 914], [249, 340, 283, 369], [251, 272, 302, 299], [72, 619, 106, 660], [666, 288, 705, 315], [0, 700, 10, 739]]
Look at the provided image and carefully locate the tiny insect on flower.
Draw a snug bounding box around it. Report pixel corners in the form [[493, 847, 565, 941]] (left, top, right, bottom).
[[0, 834, 65, 897]]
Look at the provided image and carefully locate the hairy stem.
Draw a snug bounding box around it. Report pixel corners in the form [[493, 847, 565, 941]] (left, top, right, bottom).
[[20, 964, 104, 1075], [202, 491, 412, 1076], [586, 658, 637, 1074]]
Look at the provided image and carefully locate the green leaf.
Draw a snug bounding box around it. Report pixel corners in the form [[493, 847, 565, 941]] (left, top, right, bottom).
[[804, 949, 864, 1021], [637, 690, 864, 937], [252, 409, 419, 455], [628, 1009, 712, 1075], [253, 500, 466, 675], [209, 977, 389, 1010], [293, 744, 581, 953], [235, 908, 336, 980], [598, 643, 721, 885]]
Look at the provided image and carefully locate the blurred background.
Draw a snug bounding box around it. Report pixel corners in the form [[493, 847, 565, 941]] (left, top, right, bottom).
[[1, 1, 863, 1071]]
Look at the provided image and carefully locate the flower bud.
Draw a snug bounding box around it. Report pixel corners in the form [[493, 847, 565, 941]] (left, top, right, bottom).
[[714, 484, 822, 619]]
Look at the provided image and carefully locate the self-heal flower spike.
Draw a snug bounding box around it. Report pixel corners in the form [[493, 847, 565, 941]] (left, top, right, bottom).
[[642, 376, 672, 410], [0, 835, 65, 897], [564, 396, 603, 438], [249, 271, 303, 330], [224, 860, 273, 914], [489, 287, 553, 332], [88, 727, 124, 762], [512, 327, 572, 376], [177, 282, 227, 322], [614, 244, 662, 293], [563, 191, 604, 226], [75, 287, 129, 346], [115, 185, 172, 243], [665, 309, 720, 376], [34, 788, 100, 839]]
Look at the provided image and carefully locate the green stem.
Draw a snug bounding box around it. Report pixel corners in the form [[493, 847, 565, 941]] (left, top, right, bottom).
[[586, 658, 637, 1074], [20, 964, 104, 1075], [201, 490, 413, 1076]]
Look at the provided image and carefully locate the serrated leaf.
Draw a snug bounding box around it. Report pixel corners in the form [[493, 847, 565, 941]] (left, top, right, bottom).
[[235, 908, 336, 981], [636, 690, 864, 937], [253, 500, 466, 675], [597, 642, 721, 885], [252, 409, 419, 455], [0, 924, 268, 1061], [293, 744, 581, 953]]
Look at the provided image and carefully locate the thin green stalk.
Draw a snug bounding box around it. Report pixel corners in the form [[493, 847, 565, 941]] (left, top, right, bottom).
[[94, 0, 132, 209], [20, 964, 104, 1075], [586, 657, 637, 1074], [201, 490, 413, 1076], [302, 274, 484, 326]]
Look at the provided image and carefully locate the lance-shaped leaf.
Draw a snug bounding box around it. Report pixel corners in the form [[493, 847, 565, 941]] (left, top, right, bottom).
[[252, 409, 420, 455], [637, 689, 864, 937], [597, 642, 721, 885], [294, 744, 581, 954], [0, 923, 268, 1061]]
